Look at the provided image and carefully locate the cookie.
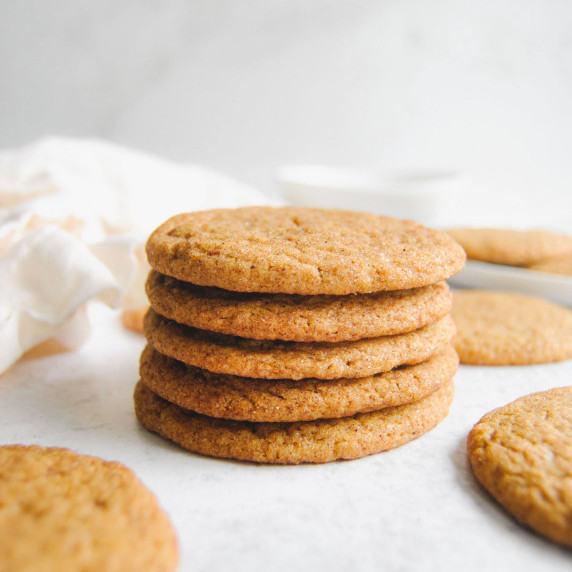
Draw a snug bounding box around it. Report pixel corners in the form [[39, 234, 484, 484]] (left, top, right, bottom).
[[146, 207, 466, 295], [528, 253, 572, 276], [121, 305, 149, 334], [451, 290, 572, 365], [447, 227, 572, 267], [139, 344, 458, 422], [144, 309, 456, 380], [134, 376, 454, 464], [146, 271, 453, 342], [467, 387, 572, 547], [0, 445, 178, 572]]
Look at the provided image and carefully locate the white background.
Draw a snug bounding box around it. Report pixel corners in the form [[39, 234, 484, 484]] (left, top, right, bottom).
[[2, 0, 572, 223]]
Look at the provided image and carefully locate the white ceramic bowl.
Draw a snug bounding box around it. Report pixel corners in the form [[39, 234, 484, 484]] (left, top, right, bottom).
[[277, 165, 464, 226]]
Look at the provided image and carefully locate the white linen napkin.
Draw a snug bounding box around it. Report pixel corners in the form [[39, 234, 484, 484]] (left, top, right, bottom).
[[0, 137, 272, 373]]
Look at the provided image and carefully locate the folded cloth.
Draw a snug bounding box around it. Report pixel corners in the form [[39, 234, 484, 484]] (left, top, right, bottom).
[[0, 137, 272, 373]]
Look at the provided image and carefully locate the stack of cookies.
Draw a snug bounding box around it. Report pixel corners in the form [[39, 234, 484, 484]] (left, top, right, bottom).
[[134, 207, 466, 464]]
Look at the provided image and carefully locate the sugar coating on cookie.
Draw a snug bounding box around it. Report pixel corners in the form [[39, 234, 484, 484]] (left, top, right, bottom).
[[146, 207, 466, 295], [0, 445, 178, 572], [139, 344, 458, 422], [452, 290, 572, 365], [447, 227, 572, 267], [134, 377, 454, 464], [146, 271, 453, 342], [467, 387, 572, 547], [144, 308, 456, 380]]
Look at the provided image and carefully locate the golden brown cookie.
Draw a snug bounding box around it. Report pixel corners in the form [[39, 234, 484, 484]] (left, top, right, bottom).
[[0, 445, 178, 572], [447, 227, 572, 267], [528, 253, 572, 276], [134, 376, 454, 464], [146, 271, 453, 342], [451, 290, 572, 365], [139, 344, 458, 422], [146, 207, 466, 295], [144, 309, 456, 380], [467, 387, 572, 547]]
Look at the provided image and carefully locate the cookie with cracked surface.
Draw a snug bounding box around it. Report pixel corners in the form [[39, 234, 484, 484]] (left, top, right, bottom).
[[144, 309, 456, 380], [139, 344, 458, 422], [451, 290, 572, 365], [146, 207, 466, 295], [0, 445, 178, 572], [447, 227, 572, 267], [146, 271, 453, 342], [134, 376, 454, 464], [467, 387, 572, 547]]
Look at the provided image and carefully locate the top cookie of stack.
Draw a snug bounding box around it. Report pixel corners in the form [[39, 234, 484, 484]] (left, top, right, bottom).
[[136, 206, 465, 464], [147, 207, 465, 295]]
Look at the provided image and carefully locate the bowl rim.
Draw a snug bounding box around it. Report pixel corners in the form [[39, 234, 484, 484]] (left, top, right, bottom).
[[277, 165, 461, 194]]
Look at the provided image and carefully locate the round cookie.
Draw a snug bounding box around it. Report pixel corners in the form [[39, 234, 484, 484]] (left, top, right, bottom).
[[528, 253, 572, 276], [146, 271, 453, 342], [144, 309, 456, 380], [467, 387, 572, 547], [451, 290, 572, 365], [447, 227, 572, 267], [146, 207, 466, 295], [139, 344, 459, 422], [134, 376, 455, 464], [0, 445, 178, 572]]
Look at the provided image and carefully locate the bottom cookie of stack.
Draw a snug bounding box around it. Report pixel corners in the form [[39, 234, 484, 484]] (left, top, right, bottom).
[[134, 352, 456, 465]]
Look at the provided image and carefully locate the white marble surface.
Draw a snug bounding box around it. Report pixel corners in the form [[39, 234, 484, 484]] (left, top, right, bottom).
[[2, 304, 571, 571]]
